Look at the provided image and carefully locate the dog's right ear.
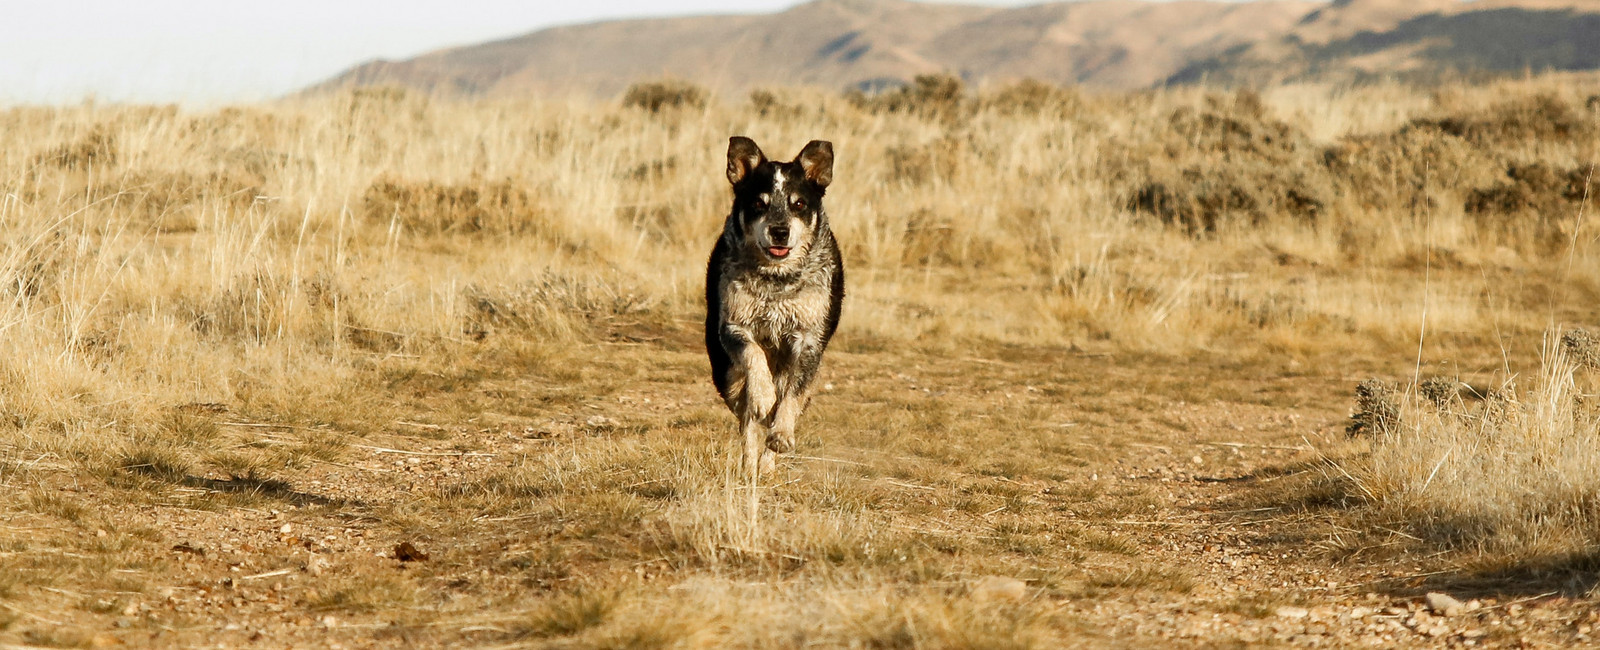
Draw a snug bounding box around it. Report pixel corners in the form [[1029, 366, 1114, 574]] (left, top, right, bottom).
[[727, 136, 767, 185]]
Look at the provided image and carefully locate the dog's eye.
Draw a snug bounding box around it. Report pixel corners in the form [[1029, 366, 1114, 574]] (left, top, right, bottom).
[[791, 197, 808, 211], [752, 198, 768, 211]]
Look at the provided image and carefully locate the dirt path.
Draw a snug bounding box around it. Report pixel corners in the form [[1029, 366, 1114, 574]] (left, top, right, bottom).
[[0, 340, 1591, 648]]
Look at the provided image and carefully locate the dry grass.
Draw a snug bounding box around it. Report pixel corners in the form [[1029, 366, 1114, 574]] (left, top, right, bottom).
[[0, 74, 1597, 644], [1336, 332, 1600, 574]]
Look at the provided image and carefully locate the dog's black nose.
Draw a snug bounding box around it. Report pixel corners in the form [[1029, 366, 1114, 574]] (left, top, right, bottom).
[[769, 225, 790, 245]]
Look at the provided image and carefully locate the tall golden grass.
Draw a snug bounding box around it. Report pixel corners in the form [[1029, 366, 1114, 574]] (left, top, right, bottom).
[[0, 74, 1597, 573]]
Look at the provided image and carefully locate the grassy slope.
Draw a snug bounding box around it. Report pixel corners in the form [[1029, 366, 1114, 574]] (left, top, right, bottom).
[[0, 76, 1597, 646]]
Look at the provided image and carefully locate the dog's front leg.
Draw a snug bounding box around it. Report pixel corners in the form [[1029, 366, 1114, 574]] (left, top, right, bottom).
[[721, 326, 775, 478], [766, 336, 824, 454]]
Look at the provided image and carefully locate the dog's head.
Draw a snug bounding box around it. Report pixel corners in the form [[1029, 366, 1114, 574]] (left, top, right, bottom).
[[724, 137, 833, 271]]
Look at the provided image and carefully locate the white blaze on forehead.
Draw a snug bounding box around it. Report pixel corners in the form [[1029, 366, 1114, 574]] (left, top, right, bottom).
[[772, 168, 786, 193]]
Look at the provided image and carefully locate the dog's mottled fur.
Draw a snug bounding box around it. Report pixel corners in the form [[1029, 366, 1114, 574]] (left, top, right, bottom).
[[706, 137, 844, 478]]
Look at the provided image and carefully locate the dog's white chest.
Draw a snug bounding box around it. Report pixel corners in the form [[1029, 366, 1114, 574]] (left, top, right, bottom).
[[724, 279, 831, 346]]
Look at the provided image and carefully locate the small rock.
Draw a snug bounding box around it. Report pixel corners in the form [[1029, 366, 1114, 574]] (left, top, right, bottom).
[[1426, 592, 1466, 617], [304, 555, 330, 577], [1275, 606, 1310, 619], [320, 615, 338, 628], [279, 523, 293, 535], [393, 541, 430, 562], [171, 542, 205, 557], [970, 575, 1027, 603]]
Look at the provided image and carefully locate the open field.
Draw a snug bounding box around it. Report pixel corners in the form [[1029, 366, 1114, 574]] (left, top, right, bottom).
[[0, 74, 1599, 647]]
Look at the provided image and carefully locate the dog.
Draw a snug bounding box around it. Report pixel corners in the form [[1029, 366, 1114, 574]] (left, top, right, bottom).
[[705, 136, 844, 479]]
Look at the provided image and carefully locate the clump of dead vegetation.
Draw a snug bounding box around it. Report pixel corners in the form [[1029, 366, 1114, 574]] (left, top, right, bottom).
[[361, 175, 542, 234], [30, 127, 119, 171], [847, 73, 967, 121], [621, 79, 709, 113], [1340, 331, 1600, 565]]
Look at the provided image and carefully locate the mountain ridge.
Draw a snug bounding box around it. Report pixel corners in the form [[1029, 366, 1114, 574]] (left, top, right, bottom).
[[309, 0, 1600, 97]]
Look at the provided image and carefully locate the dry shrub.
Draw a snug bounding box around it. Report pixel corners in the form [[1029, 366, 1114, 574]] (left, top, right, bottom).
[[886, 137, 962, 185], [183, 273, 382, 348], [464, 275, 654, 342], [114, 169, 263, 231], [1346, 378, 1399, 437], [361, 175, 541, 235], [1466, 162, 1592, 217], [621, 80, 708, 113], [979, 79, 1082, 118], [847, 74, 967, 120], [1126, 90, 1330, 234], [901, 209, 957, 266], [1169, 90, 1303, 161], [183, 107, 297, 145], [31, 128, 118, 171], [1418, 376, 1461, 408], [1343, 334, 1600, 559], [748, 89, 804, 119], [1564, 328, 1600, 369], [1130, 166, 1327, 235], [1321, 126, 1492, 215], [1409, 93, 1594, 146]]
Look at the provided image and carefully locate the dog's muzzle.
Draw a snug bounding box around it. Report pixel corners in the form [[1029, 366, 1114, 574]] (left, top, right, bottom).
[[766, 225, 791, 258]]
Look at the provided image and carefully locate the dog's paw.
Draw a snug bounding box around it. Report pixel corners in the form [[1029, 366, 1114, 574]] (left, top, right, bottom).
[[765, 429, 794, 454]]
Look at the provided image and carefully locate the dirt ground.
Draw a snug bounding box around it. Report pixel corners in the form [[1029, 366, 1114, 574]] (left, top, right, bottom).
[[1, 333, 1595, 649]]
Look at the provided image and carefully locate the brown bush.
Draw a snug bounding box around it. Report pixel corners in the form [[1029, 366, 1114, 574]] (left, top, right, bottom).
[[117, 169, 263, 231], [901, 209, 957, 266], [1129, 166, 1327, 235], [621, 80, 709, 113], [1321, 127, 1492, 214], [1347, 379, 1400, 437], [361, 175, 541, 235], [1167, 90, 1304, 163], [31, 128, 118, 171], [847, 74, 967, 120], [1408, 93, 1593, 146], [1465, 162, 1591, 215], [748, 89, 804, 119], [1125, 90, 1329, 235], [979, 79, 1082, 118], [887, 137, 962, 185]]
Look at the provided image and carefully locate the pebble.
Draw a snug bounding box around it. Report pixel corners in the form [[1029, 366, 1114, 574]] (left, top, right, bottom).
[[1426, 592, 1466, 617], [970, 576, 1028, 603], [1276, 606, 1310, 619]]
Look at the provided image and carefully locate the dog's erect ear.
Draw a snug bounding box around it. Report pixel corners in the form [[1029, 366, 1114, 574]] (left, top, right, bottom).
[[727, 137, 767, 185], [796, 140, 833, 188]]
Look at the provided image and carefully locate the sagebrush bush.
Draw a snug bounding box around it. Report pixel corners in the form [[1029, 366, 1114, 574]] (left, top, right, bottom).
[[622, 80, 709, 113], [1343, 333, 1600, 560]]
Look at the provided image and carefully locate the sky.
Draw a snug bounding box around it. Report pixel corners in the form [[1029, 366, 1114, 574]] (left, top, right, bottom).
[[0, 0, 1040, 105]]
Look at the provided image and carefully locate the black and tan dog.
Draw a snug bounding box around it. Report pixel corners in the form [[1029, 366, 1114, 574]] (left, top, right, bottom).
[[706, 137, 844, 478]]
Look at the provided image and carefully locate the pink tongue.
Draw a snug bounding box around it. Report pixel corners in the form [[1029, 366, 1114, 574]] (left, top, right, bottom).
[[768, 247, 790, 257]]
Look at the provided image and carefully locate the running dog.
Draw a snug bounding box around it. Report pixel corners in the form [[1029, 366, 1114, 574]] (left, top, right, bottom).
[[705, 136, 844, 479]]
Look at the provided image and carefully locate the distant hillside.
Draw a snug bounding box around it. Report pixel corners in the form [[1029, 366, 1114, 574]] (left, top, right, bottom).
[[1168, 0, 1600, 85], [309, 0, 1600, 97]]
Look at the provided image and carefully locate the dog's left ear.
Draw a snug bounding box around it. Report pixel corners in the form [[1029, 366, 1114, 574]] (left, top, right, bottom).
[[796, 140, 833, 188]]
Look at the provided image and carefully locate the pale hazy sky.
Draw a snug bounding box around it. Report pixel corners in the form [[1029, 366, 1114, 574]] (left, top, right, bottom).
[[0, 0, 1042, 105]]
